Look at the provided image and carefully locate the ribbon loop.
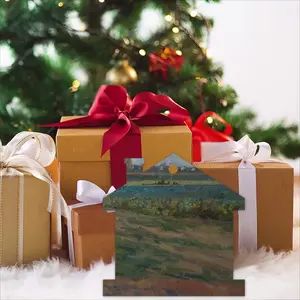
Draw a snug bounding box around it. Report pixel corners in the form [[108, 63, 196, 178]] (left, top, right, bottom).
[[76, 180, 116, 204], [201, 135, 274, 164]]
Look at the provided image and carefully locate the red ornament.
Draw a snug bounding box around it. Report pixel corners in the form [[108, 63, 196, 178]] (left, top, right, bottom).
[[149, 47, 184, 80]]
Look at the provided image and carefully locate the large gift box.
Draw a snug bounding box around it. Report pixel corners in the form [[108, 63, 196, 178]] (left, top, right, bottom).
[[195, 136, 294, 253], [0, 132, 66, 266], [44, 85, 192, 267]]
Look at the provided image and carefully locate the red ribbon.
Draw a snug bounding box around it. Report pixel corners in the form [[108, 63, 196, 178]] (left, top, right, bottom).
[[42, 85, 190, 188], [187, 111, 233, 162]]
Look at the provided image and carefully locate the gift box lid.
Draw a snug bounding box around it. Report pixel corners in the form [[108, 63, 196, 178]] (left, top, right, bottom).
[[56, 116, 192, 170]]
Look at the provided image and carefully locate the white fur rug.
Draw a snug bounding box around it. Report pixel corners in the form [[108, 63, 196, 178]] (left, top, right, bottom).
[[1, 187, 299, 300]]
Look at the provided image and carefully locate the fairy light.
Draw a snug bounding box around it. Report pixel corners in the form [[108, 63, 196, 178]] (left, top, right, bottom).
[[172, 27, 179, 33], [176, 50, 182, 56], [123, 38, 130, 45], [5, 0, 10, 2], [72, 80, 80, 88], [139, 49, 146, 56], [190, 10, 197, 17], [58, 2, 64, 7], [28, 128, 32, 132], [207, 117, 214, 124], [98, 0, 105, 2], [164, 15, 172, 22]]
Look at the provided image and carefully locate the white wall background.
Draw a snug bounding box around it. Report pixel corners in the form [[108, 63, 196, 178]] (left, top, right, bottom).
[[198, 0, 300, 174]]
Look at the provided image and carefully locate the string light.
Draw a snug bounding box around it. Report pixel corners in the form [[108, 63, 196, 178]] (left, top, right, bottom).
[[190, 10, 197, 17], [28, 128, 32, 132], [176, 50, 182, 56], [139, 49, 146, 56], [98, 0, 105, 2], [72, 80, 80, 88], [164, 15, 172, 22], [58, 2, 64, 7], [207, 117, 214, 124], [220, 99, 228, 107], [172, 27, 179, 33], [5, 0, 10, 2], [123, 38, 130, 45]]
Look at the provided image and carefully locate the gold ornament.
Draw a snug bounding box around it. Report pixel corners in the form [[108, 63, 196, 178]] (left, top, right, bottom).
[[105, 60, 138, 85]]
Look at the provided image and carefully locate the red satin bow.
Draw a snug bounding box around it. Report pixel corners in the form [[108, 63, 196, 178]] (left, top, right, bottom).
[[187, 111, 233, 162], [42, 85, 189, 156]]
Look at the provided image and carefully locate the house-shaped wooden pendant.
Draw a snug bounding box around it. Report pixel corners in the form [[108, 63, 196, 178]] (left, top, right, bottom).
[[103, 154, 245, 296]]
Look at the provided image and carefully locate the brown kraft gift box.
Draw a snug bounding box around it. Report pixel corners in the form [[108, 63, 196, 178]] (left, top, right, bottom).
[[57, 116, 192, 268], [195, 162, 294, 253], [0, 173, 50, 266], [62, 200, 115, 269]]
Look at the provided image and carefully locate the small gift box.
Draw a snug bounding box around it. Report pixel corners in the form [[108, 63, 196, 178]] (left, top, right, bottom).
[[62, 181, 115, 269], [195, 135, 294, 253], [0, 132, 67, 266]]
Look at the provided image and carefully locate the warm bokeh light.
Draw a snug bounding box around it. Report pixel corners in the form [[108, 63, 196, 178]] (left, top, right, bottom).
[[139, 49, 146, 56]]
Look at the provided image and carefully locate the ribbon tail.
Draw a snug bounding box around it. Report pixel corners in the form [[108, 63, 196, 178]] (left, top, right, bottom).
[[102, 120, 132, 156], [238, 160, 258, 251], [39, 116, 99, 128]]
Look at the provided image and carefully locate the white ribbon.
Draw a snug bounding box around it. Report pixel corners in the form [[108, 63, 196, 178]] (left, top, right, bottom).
[[0, 132, 69, 264], [200, 135, 281, 251], [67, 180, 116, 266]]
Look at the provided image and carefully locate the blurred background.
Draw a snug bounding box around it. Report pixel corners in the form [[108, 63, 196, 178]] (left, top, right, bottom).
[[0, 0, 299, 173]]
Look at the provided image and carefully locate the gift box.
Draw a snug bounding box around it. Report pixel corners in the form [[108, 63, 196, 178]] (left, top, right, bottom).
[[195, 136, 294, 253], [45, 85, 192, 267], [56, 118, 191, 200], [61, 182, 116, 269], [0, 132, 66, 266]]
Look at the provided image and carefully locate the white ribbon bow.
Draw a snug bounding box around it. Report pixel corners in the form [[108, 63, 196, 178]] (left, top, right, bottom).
[[200, 135, 280, 251], [201, 135, 273, 164], [0, 132, 69, 263], [67, 180, 116, 265]]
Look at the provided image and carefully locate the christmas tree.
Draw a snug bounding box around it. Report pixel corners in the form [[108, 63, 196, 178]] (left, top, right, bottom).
[[1, 0, 299, 158]]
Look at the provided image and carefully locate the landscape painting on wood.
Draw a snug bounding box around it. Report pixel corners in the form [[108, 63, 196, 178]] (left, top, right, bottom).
[[103, 154, 245, 296]]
